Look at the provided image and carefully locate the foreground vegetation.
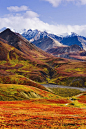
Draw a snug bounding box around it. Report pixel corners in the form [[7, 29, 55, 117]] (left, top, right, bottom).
[[0, 84, 85, 128], [0, 97, 86, 129]]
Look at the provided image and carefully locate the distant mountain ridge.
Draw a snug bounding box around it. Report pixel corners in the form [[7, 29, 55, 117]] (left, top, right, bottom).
[[22, 29, 86, 51], [21, 29, 86, 61]]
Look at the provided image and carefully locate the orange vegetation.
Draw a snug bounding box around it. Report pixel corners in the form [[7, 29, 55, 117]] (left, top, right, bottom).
[[78, 93, 86, 104], [0, 99, 86, 129]]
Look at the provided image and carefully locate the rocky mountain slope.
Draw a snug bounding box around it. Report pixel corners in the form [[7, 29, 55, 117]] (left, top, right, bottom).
[[32, 36, 65, 51]]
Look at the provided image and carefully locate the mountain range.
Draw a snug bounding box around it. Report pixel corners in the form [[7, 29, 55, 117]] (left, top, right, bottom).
[[22, 29, 86, 61], [22, 29, 86, 50]]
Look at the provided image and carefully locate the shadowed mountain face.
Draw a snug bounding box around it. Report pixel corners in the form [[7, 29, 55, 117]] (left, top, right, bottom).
[[0, 28, 20, 50]]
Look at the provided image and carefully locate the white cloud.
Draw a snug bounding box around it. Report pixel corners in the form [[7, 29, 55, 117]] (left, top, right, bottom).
[[43, 0, 86, 7], [0, 6, 86, 36], [7, 5, 28, 12], [44, 0, 62, 7], [80, 0, 86, 5], [24, 11, 39, 18]]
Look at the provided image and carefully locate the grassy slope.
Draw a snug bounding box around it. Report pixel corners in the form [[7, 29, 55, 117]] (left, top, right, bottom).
[[0, 55, 86, 88], [49, 87, 82, 97], [0, 39, 55, 84], [45, 58, 86, 87], [0, 40, 53, 91], [0, 83, 59, 101]]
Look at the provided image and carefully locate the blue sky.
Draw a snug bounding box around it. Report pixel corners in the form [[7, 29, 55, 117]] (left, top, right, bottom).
[[0, 0, 86, 36]]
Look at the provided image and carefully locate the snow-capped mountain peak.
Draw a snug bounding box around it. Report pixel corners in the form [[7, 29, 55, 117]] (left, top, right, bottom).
[[22, 29, 48, 42], [70, 32, 79, 37]]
